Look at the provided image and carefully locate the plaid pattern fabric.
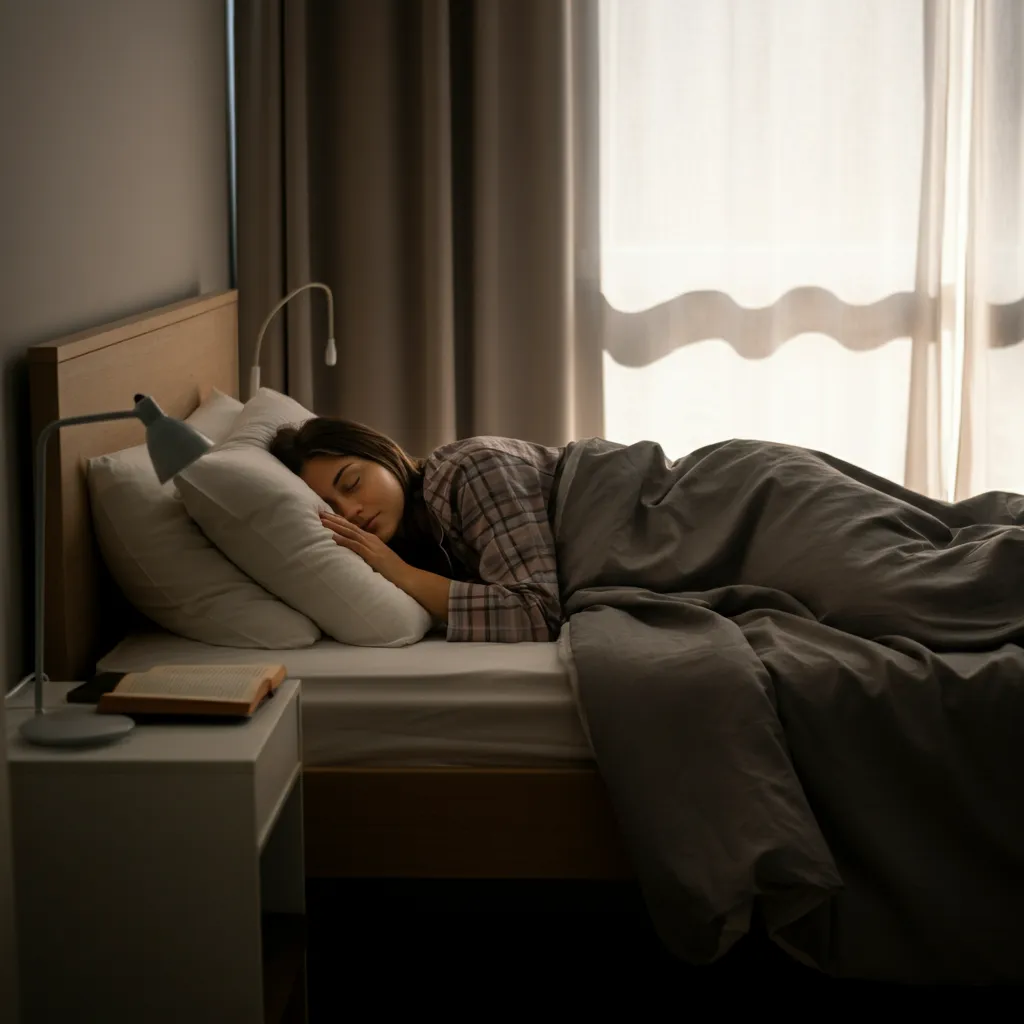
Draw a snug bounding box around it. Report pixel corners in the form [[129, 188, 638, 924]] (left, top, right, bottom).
[[422, 437, 564, 642]]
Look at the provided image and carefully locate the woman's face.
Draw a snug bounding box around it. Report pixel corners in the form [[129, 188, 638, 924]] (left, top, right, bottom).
[[300, 455, 405, 543]]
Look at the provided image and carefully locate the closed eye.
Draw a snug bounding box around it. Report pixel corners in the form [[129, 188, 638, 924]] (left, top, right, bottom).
[[344, 476, 360, 493]]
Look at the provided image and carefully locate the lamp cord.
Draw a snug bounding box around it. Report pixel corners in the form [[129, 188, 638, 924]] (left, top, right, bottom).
[[9, 672, 47, 702]]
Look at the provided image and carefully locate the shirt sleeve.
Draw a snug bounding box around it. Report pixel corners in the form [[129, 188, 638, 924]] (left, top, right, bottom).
[[445, 451, 563, 643]]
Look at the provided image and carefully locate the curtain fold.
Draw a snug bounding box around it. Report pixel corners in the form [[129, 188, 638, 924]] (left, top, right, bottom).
[[234, 0, 603, 456], [954, 0, 1024, 497], [462, 0, 605, 443], [903, 0, 950, 498]]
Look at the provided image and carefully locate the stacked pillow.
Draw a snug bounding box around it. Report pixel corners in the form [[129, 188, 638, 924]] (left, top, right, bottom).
[[87, 389, 321, 648], [175, 388, 432, 647]]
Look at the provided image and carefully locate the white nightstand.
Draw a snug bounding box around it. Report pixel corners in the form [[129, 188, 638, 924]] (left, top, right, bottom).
[[6, 678, 306, 1024]]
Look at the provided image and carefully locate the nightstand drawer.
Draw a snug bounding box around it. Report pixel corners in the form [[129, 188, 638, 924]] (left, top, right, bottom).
[[255, 686, 301, 845]]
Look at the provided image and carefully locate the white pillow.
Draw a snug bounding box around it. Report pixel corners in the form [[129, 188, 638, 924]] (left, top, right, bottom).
[[176, 388, 432, 647], [87, 388, 321, 648], [177, 387, 246, 445]]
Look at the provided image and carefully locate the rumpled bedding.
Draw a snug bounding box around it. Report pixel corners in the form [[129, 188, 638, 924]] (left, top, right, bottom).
[[553, 437, 1024, 982]]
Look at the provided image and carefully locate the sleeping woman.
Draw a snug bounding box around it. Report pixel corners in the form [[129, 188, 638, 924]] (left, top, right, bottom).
[[269, 417, 564, 642]]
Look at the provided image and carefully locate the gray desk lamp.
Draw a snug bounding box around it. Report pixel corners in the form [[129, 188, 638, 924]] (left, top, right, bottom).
[[19, 394, 213, 749], [249, 281, 336, 399]]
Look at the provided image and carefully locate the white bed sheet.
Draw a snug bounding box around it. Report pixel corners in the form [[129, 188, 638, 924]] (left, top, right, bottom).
[[99, 631, 593, 768]]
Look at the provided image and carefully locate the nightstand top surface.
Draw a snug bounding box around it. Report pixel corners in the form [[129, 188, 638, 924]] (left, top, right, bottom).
[[5, 678, 300, 768]]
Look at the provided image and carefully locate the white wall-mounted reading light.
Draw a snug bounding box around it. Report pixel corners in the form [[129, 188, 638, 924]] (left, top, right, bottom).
[[250, 282, 336, 399]]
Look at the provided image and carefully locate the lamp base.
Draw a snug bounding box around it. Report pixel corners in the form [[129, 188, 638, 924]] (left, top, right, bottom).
[[20, 708, 135, 748]]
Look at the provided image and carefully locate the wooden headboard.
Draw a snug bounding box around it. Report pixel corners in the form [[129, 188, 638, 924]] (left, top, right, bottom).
[[28, 291, 240, 681]]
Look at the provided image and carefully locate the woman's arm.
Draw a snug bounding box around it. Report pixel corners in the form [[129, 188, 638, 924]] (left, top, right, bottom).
[[391, 564, 452, 624], [440, 450, 563, 642]]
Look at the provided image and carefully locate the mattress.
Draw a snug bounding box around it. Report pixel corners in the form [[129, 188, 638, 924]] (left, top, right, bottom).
[[99, 630, 593, 768]]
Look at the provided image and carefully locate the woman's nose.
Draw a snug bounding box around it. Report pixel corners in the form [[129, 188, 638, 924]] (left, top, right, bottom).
[[336, 497, 361, 521]]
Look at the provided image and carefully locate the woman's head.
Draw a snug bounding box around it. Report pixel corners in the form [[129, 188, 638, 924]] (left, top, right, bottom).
[[269, 418, 421, 544]]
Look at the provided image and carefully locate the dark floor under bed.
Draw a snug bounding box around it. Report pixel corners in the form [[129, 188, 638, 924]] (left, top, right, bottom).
[[303, 879, 1016, 1013]]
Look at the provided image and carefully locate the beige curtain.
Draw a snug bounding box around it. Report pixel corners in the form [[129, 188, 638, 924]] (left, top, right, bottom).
[[234, 0, 603, 457]]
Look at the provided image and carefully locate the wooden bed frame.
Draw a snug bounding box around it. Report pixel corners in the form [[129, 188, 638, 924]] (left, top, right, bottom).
[[28, 290, 632, 882]]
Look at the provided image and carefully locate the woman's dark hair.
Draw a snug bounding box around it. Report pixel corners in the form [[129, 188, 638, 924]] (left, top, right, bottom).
[[269, 417, 452, 575], [270, 417, 422, 494]]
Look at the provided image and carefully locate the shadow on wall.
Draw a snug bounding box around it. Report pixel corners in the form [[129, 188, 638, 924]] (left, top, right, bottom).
[[1, 353, 32, 684]]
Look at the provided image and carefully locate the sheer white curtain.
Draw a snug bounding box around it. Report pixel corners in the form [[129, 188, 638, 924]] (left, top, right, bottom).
[[597, 0, 1024, 499]]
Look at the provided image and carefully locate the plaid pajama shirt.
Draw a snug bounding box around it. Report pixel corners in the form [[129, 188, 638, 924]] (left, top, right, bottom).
[[421, 436, 564, 642]]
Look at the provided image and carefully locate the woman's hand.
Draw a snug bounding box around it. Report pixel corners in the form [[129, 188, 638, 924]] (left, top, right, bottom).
[[318, 511, 408, 585], [319, 510, 453, 623]]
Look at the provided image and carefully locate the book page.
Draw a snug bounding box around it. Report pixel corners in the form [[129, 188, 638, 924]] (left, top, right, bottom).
[[115, 665, 276, 702]]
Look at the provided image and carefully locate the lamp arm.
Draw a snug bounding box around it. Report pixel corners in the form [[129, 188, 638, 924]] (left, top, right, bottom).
[[33, 408, 139, 713], [249, 281, 336, 399]]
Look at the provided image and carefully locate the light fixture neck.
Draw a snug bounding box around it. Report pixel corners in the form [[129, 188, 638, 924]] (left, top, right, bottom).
[[250, 281, 336, 399]]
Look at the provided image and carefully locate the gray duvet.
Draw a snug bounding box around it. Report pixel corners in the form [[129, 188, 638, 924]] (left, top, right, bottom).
[[552, 437, 1024, 983]]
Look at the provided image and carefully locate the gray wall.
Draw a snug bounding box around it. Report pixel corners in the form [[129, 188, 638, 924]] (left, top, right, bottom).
[[0, 2, 232, 1016]]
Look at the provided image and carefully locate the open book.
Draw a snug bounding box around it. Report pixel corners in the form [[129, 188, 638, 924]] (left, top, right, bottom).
[[97, 664, 287, 718]]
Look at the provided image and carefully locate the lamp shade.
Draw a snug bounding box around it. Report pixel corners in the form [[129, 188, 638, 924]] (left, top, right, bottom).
[[133, 394, 213, 482]]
